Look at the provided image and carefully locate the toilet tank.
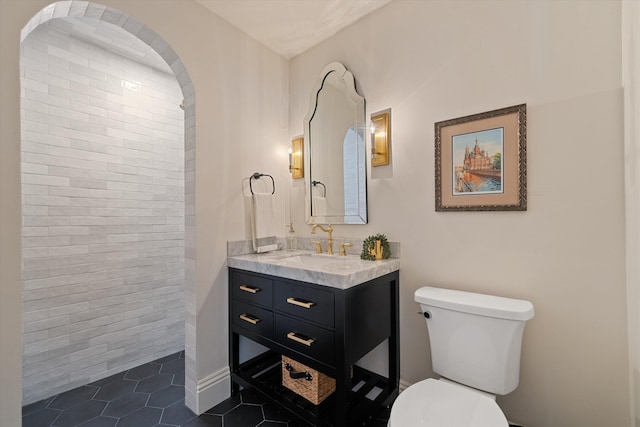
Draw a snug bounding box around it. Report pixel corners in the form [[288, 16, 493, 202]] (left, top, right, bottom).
[[415, 286, 534, 395]]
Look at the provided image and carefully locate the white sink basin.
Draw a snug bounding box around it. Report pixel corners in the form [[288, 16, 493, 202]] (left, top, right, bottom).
[[278, 254, 352, 268]]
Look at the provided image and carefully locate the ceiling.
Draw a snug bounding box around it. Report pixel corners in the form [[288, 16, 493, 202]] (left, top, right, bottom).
[[194, 0, 393, 59], [40, 0, 393, 77]]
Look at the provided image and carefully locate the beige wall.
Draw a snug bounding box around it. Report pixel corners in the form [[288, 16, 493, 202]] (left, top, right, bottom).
[[290, 1, 630, 426], [1, 0, 634, 426], [623, 1, 640, 425], [1, 0, 288, 424]]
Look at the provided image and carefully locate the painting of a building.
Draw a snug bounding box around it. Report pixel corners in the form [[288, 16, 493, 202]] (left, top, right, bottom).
[[464, 138, 494, 171]]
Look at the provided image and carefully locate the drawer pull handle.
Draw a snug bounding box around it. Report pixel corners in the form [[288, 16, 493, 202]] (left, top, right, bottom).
[[284, 363, 313, 381], [286, 297, 315, 309], [286, 332, 315, 347], [239, 314, 261, 325], [239, 285, 261, 294]]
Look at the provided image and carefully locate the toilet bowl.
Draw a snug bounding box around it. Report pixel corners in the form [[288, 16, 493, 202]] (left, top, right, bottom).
[[388, 379, 508, 427], [388, 286, 534, 427]]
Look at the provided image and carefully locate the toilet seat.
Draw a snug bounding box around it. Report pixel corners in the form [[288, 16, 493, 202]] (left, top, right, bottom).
[[388, 378, 509, 427]]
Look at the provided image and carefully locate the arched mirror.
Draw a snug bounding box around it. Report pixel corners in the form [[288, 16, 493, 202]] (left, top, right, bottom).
[[304, 62, 367, 224]]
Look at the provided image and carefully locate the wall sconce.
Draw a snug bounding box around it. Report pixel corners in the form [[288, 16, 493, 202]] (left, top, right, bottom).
[[370, 109, 390, 167], [289, 137, 304, 179]]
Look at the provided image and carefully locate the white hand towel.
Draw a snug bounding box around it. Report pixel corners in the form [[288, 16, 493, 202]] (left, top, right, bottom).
[[251, 192, 278, 253], [312, 196, 327, 216]]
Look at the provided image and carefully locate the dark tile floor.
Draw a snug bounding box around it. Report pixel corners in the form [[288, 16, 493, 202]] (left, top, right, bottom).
[[22, 351, 390, 427]]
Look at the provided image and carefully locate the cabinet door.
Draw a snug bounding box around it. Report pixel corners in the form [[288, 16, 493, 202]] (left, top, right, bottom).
[[231, 270, 273, 308], [275, 314, 335, 365], [274, 280, 335, 328]]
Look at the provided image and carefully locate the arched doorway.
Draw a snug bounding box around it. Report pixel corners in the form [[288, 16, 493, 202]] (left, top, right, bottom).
[[20, 1, 196, 409]]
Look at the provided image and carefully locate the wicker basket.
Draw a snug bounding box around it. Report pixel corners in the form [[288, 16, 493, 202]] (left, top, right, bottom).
[[281, 355, 335, 405]]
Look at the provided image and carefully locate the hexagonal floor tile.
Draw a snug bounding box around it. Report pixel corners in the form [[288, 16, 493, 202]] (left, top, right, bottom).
[[222, 404, 264, 426], [102, 392, 149, 417]]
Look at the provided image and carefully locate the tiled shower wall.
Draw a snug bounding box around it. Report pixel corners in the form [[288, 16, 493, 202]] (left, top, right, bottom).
[[20, 20, 185, 405]]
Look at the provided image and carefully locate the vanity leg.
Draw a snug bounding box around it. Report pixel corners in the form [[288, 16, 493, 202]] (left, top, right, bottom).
[[229, 331, 240, 395], [334, 367, 351, 427], [387, 278, 400, 403], [334, 294, 349, 427]]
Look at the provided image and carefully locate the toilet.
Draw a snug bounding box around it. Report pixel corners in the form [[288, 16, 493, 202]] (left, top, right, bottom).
[[389, 286, 534, 427]]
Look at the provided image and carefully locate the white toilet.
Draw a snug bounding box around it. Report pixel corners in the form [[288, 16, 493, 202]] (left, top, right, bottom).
[[388, 286, 534, 427]]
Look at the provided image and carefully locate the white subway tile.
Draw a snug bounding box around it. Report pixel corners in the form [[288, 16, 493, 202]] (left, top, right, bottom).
[[48, 245, 89, 257], [69, 140, 109, 155], [21, 141, 49, 155], [21, 162, 49, 175], [66, 271, 108, 285], [69, 178, 109, 189], [22, 184, 50, 196], [24, 195, 70, 206], [23, 330, 50, 345], [23, 226, 49, 237], [21, 119, 49, 135], [107, 163, 138, 175], [21, 77, 49, 93], [48, 226, 90, 236], [21, 97, 49, 114], [23, 152, 70, 167], [23, 236, 70, 247], [49, 301, 91, 317], [24, 315, 70, 334], [48, 206, 90, 216], [106, 181, 138, 191], [23, 288, 50, 303], [88, 243, 123, 253], [48, 85, 89, 104], [68, 362, 108, 383], [107, 199, 140, 208], [21, 24, 185, 402], [68, 197, 109, 207], [68, 325, 108, 343], [48, 45, 89, 67], [23, 247, 49, 259], [24, 174, 70, 187]]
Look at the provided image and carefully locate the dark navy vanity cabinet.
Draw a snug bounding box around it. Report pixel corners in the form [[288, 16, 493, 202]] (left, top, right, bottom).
[[228, 267, 400, 427]]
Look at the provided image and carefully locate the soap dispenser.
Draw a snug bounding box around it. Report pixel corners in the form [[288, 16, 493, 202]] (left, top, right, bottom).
[[287, 223, 297, 250]]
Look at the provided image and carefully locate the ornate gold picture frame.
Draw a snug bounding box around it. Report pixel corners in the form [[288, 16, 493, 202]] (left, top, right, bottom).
[[435, 104, 527, 211]]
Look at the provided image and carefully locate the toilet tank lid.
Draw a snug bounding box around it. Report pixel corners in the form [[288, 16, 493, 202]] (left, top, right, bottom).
[[415, 286, 534, 321]]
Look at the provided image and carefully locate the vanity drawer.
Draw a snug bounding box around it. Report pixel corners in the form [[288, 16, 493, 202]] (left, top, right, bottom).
[[274, 281, 335, 328], [232, 299, 274, 339], [275, 314, 335, 365], [231, 270, 273, 308]]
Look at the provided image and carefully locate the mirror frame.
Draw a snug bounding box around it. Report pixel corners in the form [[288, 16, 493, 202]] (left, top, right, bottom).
[[304, 62, 368, 224]]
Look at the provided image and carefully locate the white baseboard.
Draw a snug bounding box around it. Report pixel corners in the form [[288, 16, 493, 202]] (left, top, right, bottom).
[[194, 366, 231, 414], [398, 378, 411, 392]]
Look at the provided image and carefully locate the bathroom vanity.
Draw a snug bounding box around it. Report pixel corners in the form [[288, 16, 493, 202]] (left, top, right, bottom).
[[227, 251, 400, 427]]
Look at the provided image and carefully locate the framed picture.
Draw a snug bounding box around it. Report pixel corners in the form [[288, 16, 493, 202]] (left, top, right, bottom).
[[435, 104, 527, 211]]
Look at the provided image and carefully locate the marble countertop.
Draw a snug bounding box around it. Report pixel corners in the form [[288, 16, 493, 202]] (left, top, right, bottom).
[[227, 250, 400, 289]]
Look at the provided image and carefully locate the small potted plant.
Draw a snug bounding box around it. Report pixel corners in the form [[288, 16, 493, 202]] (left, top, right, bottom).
[[361, 234, 391, 261]]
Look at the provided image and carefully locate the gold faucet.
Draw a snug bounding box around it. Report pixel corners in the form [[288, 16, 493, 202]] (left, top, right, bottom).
[[310, 224, 334, 255], [339, 242, 353, 256], [311, 240, 323, 254]]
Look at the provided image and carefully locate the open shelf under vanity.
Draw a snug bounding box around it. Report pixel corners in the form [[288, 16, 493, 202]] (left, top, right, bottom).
[[232, 350, 395, 426]]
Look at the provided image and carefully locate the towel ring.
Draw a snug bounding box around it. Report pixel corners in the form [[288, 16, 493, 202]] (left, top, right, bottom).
[[249, 172, 275, 195], [312, 180, 326, 197]]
